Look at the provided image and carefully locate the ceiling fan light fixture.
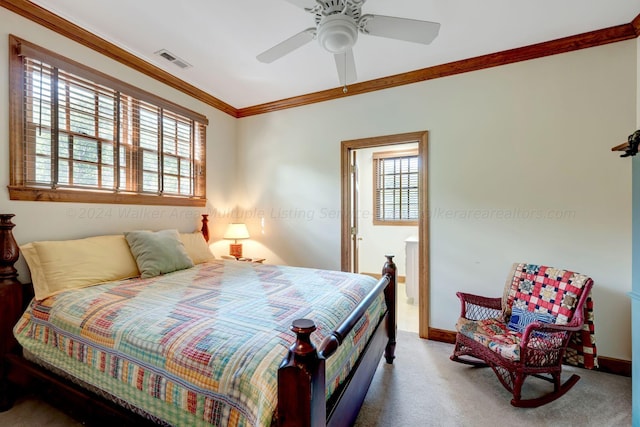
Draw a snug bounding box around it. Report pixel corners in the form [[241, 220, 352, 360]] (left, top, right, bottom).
[[317, 14, 358, 54], [258, 1, 441, 87]]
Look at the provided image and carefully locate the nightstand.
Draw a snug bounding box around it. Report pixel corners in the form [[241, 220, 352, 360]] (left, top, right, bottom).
[[221, 255, 265, 263], [238, 257, 265, 263]]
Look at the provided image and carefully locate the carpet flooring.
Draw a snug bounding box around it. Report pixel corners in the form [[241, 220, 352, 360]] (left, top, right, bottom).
[[356, 331, 631, 427], [0, 330, 631, 426]]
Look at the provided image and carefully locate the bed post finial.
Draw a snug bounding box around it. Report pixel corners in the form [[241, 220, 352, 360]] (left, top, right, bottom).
[[383, 255, 397, 364], [277, 319, 326, 427], [0, 214, 22, 411], [201, 214, 210, 242], [0, 214, 19, 286]]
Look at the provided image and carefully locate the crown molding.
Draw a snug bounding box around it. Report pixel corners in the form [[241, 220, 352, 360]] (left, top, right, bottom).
[[2, 1, 639, 119], [632, 12, 640, 36], [238, 22, 637, 117]]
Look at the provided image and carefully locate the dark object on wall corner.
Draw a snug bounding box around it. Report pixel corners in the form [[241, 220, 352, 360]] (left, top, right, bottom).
[[621, 130, 640, 157], [611, 130, 640, 157]]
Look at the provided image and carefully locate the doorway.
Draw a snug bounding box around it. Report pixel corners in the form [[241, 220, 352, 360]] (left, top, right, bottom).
[[340, 131, 430, 338]]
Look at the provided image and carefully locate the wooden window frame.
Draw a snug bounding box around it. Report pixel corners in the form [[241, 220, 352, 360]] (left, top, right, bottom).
[[8, 35, 207, 207], [372, 148, 419, 226]]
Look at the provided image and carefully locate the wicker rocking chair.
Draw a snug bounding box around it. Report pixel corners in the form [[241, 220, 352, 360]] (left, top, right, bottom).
[[450, 263, 594, 408]]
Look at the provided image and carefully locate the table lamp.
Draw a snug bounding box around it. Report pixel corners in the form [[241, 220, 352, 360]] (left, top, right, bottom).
[[224, 223, 250, 259]]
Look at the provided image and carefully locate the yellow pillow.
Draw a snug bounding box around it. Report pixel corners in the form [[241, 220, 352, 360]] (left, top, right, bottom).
[[179, 232, 215, 264], [24, 235, 140, 300], [20, 243, 47, 293]]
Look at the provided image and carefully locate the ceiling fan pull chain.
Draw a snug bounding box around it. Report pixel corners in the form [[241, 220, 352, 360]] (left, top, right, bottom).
[[343, 51, 348, 93]]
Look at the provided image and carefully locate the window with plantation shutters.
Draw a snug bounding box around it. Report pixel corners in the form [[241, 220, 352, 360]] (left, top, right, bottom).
[[373, 149, 419, 225], [9, 36, 207, 206]]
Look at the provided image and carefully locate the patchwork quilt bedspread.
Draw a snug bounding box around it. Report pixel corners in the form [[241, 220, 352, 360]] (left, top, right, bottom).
[[14, 260, 385, 427]]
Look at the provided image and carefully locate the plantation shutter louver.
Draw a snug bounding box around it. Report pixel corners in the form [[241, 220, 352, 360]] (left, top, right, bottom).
[[373, 149, 419, 224]]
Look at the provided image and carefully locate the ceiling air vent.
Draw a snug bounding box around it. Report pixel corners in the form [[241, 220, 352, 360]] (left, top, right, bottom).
[[154, 49, 192, 69]]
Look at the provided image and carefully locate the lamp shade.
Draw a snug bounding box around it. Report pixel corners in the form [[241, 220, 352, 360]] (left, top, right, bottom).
[[223, 223, 250, 240]]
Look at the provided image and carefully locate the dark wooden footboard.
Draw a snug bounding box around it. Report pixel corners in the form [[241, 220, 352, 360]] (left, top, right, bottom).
[[0, 213, 397, 427], [277, 255, 397, 427]]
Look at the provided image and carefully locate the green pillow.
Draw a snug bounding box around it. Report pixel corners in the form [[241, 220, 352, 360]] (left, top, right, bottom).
[[124, 229, 194, 278]]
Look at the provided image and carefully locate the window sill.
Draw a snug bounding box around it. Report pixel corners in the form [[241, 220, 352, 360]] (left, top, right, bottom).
[[373, 219, 419, 226], [8, 186, 206, 207]]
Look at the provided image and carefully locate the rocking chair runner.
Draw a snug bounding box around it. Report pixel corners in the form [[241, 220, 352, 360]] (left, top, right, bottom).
[[450, 263, 594, 408]]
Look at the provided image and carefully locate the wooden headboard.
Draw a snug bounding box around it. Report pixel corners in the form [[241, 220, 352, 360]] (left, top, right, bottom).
[[0, 214, 24, 406]]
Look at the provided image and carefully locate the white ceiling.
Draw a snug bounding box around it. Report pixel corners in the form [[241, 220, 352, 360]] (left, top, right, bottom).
[[28, 0, 640, 109]]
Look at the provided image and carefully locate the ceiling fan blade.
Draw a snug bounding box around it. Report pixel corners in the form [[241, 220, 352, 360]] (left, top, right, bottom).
[[334, 49, 357, 86], [257, 28, 316, 63], [360, 14, 440, 45], [283, 0, 317, 10]]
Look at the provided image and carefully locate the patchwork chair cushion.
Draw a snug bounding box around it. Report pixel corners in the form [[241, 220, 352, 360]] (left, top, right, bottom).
[[456, 315, 566, 362], [456, 317, 521, 361], [502, 264, 590, 325]]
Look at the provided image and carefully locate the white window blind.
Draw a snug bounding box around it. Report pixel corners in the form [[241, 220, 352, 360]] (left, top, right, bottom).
[[11, 37, 207, 206], [373, 150, 419, 224]]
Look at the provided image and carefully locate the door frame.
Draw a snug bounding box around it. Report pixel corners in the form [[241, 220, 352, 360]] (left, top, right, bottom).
[[340, 131, 430, 338], [350, 149, 360, 273]]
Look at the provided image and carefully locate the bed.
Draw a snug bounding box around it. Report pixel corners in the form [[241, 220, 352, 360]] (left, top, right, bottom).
[[0, 213, 397, 427]]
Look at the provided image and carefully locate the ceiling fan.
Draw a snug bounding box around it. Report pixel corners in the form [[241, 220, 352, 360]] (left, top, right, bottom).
[[257, 0, 440, 88]]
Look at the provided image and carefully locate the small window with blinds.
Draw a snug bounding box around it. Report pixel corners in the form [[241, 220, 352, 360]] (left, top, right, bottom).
[[373, 149, 419, 225], [8, 36, 208, 206]]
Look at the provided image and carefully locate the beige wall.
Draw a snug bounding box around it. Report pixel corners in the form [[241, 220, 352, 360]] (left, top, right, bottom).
[[237, 41, 635, 360], [0, 9, 239, 277]]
